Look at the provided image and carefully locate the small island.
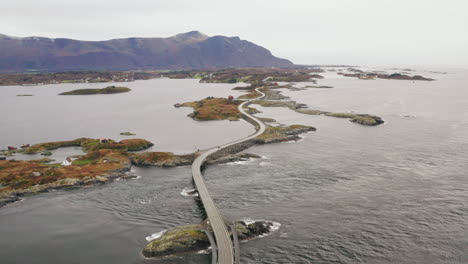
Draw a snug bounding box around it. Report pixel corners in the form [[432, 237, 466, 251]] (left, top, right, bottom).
[[120, 132, 136, 136], [338, 70, 434, 81], [179, 97, 241, 121], [142, 220, 277, 258], [59, 86, 131, 95], [0, 138, 154, 207]]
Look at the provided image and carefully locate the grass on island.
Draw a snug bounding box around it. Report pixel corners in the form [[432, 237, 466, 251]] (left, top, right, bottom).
[[59, 86, 131, 95], [0, 149, 129, 193], [24, 138, 153, 154], [0, 137, 155, 195], [181, 97, 241, 121], [130, 152, 175, 163]]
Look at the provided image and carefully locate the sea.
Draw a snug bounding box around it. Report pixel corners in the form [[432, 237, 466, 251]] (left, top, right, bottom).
[[0, 68, 466, 264]]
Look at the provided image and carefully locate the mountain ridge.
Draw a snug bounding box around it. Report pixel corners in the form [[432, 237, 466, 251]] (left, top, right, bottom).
[[0, 31, 293, 72]]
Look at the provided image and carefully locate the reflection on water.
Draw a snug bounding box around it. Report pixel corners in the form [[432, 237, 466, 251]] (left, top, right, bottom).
[[1, 70, 468, 264]]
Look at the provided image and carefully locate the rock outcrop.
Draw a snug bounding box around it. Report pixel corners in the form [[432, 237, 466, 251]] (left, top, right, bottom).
[[142, 220, 277, 258]]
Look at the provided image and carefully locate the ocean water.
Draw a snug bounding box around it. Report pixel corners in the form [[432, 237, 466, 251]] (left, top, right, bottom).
[[0, 69, 467, 264]]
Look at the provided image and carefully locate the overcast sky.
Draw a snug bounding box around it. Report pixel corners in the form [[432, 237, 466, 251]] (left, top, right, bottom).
[[2, 0, 467, 67]]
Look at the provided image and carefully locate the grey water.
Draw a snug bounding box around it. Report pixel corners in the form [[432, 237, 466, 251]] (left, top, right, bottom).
[[0, 70, 467, 264]]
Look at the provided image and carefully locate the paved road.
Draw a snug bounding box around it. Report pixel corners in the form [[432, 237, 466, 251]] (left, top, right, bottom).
[[191, 88, 266, 264]]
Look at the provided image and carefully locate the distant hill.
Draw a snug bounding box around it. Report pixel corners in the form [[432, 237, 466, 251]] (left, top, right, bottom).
[[0, 31, 293, 72]]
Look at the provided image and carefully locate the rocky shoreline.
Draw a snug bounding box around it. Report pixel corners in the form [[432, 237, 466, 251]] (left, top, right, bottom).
[[0, 166, 132, 208], [142, 220, 278, 258], [0, 138, 153, 208], [1, 71, 386, 210]]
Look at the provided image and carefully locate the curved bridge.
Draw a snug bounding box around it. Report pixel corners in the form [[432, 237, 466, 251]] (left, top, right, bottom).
[[191, 88, 266, 264]]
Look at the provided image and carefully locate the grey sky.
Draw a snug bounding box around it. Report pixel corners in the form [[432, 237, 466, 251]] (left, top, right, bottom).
[[2, 0, 467, 67]]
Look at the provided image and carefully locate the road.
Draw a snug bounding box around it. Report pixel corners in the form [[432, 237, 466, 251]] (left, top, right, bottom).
[[191, 88, 266, 264]]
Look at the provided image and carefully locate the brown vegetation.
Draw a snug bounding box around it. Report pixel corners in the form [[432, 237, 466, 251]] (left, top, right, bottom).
[[24, 138, 153, 154], [130, 152, 196, 167], [181, 97, 241, 121], [0, 149, 130, 195]]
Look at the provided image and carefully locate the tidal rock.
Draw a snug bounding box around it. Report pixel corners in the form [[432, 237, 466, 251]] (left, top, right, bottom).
[[350, 115, 384, 126]]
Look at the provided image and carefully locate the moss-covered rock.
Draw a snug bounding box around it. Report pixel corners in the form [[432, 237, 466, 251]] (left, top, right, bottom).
[[324, 112, 358, 118], [142, 225, 209, 258], [350, 115, 384, 126], [142, 220, 276, 258], [325, 113, 384, 126]]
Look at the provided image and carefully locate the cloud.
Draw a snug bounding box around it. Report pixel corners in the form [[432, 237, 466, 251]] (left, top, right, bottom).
[[1, 0, 467, 67]]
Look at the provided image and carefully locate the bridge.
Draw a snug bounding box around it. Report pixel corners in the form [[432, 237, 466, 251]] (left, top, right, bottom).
[[191, 88, 266, 264]]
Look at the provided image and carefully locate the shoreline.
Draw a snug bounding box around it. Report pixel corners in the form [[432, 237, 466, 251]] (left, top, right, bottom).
[[1, 72, 385, 208]]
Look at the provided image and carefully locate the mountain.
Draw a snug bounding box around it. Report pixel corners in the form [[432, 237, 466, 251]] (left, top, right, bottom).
[[0, 31, 293, 72]]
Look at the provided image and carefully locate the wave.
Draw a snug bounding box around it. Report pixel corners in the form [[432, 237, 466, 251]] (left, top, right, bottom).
[[146, 230, 167, 242], [258, 222, 282, 238], [225, 160, 252, 166], [181, 187, 198, 197]]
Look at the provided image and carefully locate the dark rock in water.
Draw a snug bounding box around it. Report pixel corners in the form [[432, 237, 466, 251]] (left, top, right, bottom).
[[119, 132, 136, 136], [296, 103, 308, 109], [350, 115, 384, 126], [236, 221, 273, 240], [325, 112, 384, 126], [0, 195, 20, 207], [142, 220, 276, 258]]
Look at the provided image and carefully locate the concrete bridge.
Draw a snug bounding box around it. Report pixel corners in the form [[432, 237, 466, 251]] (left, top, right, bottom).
[[191, 88, 266, 264]]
